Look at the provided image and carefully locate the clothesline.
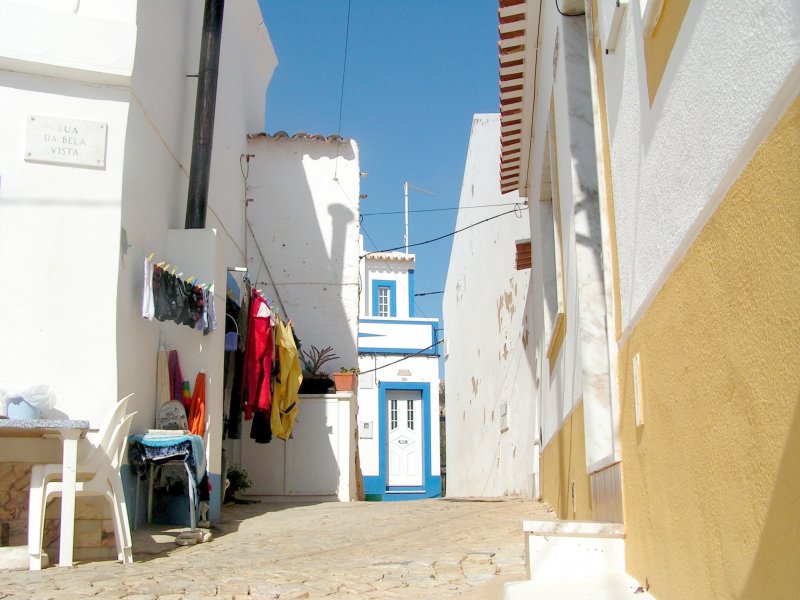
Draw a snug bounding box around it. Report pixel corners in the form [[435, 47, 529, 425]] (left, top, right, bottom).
[[142, 256, 218, 334]]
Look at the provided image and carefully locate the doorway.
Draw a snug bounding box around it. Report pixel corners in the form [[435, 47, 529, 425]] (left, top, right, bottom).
[[386, 389, 423, 487]]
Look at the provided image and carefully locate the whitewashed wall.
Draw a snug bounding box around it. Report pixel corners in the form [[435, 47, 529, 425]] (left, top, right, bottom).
[[115, 0, 275, 478], [357, 354, 440, 478], [0, 0, 277, 522], [240, 135, 361, 497], [363, 256, 415, 317], [443, 114, 537, 497], [598, 0, 800, 339], [0, 0, 136, 423], [244, 136, 361, 371]]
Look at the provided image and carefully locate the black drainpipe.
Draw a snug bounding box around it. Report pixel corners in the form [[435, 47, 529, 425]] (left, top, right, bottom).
[[185, 0, 225, 229]]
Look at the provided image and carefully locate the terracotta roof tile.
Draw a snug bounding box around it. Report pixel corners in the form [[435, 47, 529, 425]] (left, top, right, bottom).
[[247, 131, 349, 142], [497, 0, 529, 195]]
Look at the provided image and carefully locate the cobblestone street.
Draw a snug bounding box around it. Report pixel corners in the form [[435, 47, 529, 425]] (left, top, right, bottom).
[[0, 497, 552, 599]]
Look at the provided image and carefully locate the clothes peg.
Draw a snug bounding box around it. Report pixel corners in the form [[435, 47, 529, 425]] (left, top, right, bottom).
[[147, 252, 155, 261], [176, 272, 183, 279]]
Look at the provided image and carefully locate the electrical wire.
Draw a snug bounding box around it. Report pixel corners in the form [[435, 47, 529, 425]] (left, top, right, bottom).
[[359, 339, 445, 375], [361, 202, 524, 217], [414, 291, 444, 297], [361, 204, 527, 259], [334, 0, 352, 180], [337, 0, 352, 135], [333, 177, 431, 319]]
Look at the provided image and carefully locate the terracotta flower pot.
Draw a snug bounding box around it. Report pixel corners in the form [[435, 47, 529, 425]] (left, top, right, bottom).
[[333, 372, 357, 392]]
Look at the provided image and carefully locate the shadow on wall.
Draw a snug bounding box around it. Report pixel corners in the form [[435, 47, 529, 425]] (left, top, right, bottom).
[[246, 140, 359, 370], [741, 396, 800, 597]]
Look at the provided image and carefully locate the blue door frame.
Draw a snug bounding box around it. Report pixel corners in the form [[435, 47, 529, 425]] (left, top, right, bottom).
[[363, 381, 441, 501]]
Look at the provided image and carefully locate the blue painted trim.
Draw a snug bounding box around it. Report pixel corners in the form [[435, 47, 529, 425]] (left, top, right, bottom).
[[357, 320, 440, 355], [408, 269, 415, 317], [209, 472, 222, 522], [358, 346, 440, 356], [383, 479, 442, 501], [360, 318, 439, 326], [367, 381, 439, 501], [371, 279, 397, 317], [363, 475, 384, 495]]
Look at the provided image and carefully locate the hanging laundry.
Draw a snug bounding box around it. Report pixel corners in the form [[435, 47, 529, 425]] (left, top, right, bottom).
[[237, 278, 251, 352], [204, 287, 217, 336], [153, 265, 178, 321], [156, 349, 170, 410], [182, 380, 191, 411], [188, 372, 206, 437], [270, 320, 303, 441], [146, 260, 216, 333], [168, 350, 184, 405], [242, 289, 274, 420], [142, 257, 155, 320], [250, 409, 272, 444]]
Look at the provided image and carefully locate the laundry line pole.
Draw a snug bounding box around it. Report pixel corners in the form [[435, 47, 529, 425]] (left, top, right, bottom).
[[404, 181, 433, 255], [404, 181, 409, 255]]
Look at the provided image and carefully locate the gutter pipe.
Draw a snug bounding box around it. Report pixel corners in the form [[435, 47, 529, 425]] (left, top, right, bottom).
[[185, 0, 225, 229]]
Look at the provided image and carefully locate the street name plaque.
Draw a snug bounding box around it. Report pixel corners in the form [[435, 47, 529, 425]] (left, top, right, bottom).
[[25, 115, 107, 169]]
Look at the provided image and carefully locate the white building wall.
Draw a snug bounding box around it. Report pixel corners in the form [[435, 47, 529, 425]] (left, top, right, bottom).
[[0, 0, 277, 522], [357, 353, 440, 477], [115, 1, 275, 488], [363, 257, 415, 318], [0, 0, 136, 423], [598, 0, 800, 338], [244, 136, 361, 369], [443, 114, 536, 497], [239, 135, 361, 498]]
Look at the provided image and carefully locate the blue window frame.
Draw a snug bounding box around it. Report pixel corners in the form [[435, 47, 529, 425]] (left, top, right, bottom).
[[371, 279, 397, 317]]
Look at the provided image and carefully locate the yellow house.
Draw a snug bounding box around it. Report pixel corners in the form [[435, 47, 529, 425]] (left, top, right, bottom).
[[488, 0, 799, 597]]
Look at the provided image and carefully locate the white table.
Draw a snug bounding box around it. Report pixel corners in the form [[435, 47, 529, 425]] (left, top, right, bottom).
[[0, 419, 90, 569]]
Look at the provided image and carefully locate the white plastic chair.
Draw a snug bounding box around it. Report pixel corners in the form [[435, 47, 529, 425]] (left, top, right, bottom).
[[31, 394, 133, 484], [28, 411, 137, 569], [27, 394, 133, 568]]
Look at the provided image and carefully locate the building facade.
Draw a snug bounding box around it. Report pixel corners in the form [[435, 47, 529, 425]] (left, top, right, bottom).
[[0, 0, 364, 563], [358, 252, 442, 501], [445, 0, 799, 597]]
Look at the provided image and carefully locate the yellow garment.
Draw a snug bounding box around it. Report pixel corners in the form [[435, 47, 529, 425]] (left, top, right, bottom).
[[270, 320, 303, 440]]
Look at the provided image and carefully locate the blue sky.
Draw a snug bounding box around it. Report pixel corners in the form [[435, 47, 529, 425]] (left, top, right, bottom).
[[257, 1, 499, 331]]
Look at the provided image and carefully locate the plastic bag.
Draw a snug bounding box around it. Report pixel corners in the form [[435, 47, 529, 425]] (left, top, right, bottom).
[[0, 384, 58, 417]]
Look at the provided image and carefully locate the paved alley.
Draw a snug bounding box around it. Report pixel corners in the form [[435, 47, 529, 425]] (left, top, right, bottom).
[[0, 497, 552, 600]]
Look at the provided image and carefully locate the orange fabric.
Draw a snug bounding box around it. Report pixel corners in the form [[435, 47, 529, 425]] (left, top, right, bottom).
[[188, 372, 206, 436]]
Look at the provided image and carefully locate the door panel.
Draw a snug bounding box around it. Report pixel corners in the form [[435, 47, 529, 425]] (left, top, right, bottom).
[[386, 389, 423, 486]]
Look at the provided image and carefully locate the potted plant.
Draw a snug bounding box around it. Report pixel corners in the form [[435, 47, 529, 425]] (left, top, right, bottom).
[[298, 345, 338, 394], [224, 464, 252, 503], [333, 367, 358, 392]]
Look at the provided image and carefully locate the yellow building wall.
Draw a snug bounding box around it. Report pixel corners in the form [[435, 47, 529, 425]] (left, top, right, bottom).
[[619, 95, 800, 599], [540, 401, 593, 520]]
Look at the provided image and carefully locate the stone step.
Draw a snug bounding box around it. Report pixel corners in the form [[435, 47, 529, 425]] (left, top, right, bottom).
[[524, 520, 626, 580], [504, 573, 655, 599]]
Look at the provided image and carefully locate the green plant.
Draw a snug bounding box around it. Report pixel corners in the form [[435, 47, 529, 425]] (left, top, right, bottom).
[[301, 345, 339, 378], [339, 367, 359, 373], [225, 464, 252, 501]]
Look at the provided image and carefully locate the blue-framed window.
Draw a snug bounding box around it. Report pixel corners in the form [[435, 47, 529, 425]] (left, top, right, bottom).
[[371, 279, 397, 317]]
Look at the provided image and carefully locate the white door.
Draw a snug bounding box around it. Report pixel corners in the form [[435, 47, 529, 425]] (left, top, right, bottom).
[[387, 389, 423, 487]]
